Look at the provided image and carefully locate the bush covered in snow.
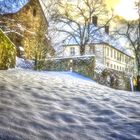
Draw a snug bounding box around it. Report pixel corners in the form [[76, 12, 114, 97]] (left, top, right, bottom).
[[16, 57, 34, 69], [95, 60, 107, 74], [94, 68, 131, 90], [44, 56, 95, 78]]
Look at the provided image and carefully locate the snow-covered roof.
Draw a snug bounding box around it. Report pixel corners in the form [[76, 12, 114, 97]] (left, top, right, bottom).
[[64, 24, 132, 57], [0, 0, 29, 15]]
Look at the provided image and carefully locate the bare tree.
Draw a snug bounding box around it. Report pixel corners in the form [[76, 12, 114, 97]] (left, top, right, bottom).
[[33, 20, 53, 70], [41, 0, 113, 55], [113, 0, 140, 90]]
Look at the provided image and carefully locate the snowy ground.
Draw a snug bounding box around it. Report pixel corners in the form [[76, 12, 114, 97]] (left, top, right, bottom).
[[0, 69, 140, 140]]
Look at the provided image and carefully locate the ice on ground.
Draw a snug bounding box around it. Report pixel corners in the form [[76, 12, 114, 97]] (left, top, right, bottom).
[[0, 69, 140, 140]]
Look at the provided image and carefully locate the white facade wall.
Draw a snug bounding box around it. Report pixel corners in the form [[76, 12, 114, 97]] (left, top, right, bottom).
[[62, 45, 94, 57], [62, 45, 80, 57], [103, 45, 134, 73], [94, 44, 104, 64]]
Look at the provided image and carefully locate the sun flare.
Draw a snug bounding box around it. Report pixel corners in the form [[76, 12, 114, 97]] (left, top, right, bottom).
[[114, 0, 138, 20]]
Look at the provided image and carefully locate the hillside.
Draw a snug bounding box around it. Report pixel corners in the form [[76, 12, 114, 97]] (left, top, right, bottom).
[[0, 70, 140, 140]]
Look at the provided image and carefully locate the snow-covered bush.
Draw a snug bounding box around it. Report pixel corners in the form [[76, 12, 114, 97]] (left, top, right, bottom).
[[16, 57, 34, 69], [44, 56, 95, 78], [94, 68, 131, 90], [45, 56, 95, 78], [95, 60, 107, 74]]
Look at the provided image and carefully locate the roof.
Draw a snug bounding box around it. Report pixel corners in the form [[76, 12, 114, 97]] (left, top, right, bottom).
[[0, 0, 29, 15], [63, 24, 133, 57], [0, 0, 48, 25]]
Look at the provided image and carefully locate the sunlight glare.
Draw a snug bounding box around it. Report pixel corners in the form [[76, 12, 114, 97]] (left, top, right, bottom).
[[114, 0, 138, 20]]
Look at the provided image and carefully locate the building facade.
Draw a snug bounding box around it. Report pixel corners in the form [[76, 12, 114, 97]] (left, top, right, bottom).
[[61, 42, 135, 74]]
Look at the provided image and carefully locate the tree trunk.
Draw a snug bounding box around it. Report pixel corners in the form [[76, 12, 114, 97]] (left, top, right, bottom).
[[137, 75, 140, 91], [80, 46, 85, 56], [34, 53, 38, 70], [136, 62, 140, 91]]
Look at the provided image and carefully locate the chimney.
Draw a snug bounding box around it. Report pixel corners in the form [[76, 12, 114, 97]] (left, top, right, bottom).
[[105, 25, 109, 34], [92, 16, 98, 26]]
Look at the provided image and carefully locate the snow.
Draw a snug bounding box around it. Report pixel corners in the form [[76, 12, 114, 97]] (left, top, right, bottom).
[[19, 46, 24, 52], [95, 59, 107, 74], [0, 0, 29, 15], [47, 54, 95, 60], [0, 69, 140, 140], [16, 57, 34, 69]]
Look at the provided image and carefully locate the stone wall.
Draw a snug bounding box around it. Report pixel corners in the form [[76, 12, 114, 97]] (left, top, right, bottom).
[[0, 29, 16, 70], [44, 56, 95, 78]]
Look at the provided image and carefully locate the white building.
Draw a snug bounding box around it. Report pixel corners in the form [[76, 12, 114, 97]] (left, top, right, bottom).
[[59, 24, 135, 74]]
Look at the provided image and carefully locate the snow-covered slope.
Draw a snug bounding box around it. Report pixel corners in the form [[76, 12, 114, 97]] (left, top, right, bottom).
[[0, 70, 140, 140]]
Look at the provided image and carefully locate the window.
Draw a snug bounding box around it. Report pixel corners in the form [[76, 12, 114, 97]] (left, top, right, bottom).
[[107, 47, 109, 56], [111, 49, 113, 57], [114, 65, 116, 70], [117, 52, 121, 61], [33, 9, 37, 17], [117, 52, 119, 60], [107, 62, 109, 67], [89, 46, 94, 54], [125, 56, 128, 63], [114, 50, 116, 59], [120, 54, 122, 62], [122, 55, 124, 62], [70, 47, 75, 56]]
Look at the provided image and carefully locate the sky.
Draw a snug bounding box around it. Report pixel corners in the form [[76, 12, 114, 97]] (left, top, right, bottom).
[[43, 0, 138, 21], [106, 0, 138, 20]]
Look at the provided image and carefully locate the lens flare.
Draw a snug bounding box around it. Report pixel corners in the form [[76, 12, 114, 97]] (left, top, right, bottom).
[[114, 0, 138, 20]]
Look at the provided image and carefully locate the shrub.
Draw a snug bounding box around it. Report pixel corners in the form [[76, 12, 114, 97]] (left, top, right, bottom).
[[0, 29, 16, 70]]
